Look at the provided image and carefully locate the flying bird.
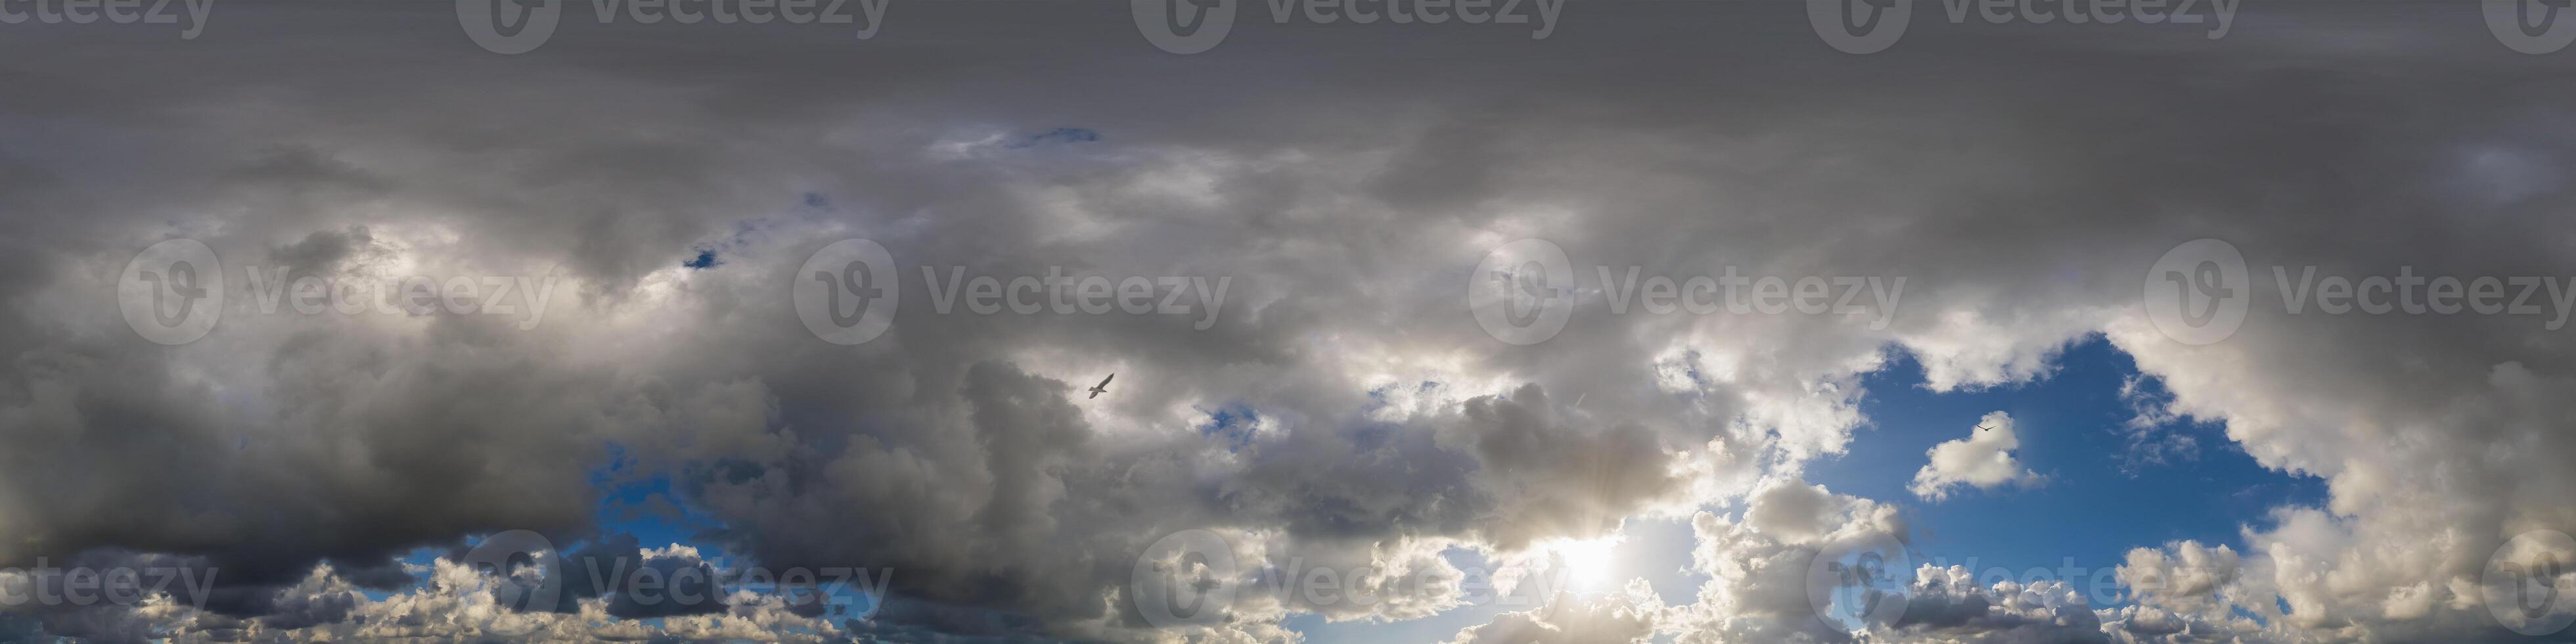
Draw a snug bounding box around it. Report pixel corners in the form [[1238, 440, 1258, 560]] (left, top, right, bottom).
[[1088, 373, 1114, 400], [1976, 425, 1995, 432]]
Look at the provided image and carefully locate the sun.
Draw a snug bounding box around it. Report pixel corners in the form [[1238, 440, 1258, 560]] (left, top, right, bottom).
[[1548, 535, 1626, 591]]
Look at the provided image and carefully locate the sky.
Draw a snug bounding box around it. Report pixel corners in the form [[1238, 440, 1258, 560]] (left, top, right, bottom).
[[7, 1, 2576, 643]]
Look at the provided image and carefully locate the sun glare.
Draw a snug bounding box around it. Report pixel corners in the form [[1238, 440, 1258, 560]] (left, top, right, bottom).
[[1550, 535, 1626, 591]]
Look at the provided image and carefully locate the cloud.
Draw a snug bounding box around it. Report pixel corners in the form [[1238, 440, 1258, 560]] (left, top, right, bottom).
[[1438, 585, 1661, 644], [0, 554, 853, 644], [1663, 480, 1909, 644], [1890, 564, 2110, 643], [2, 3, 2573, 642], [1909, 411, 2041, 500]]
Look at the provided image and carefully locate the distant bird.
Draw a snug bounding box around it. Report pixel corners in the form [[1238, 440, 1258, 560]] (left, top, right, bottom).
[[1088, 373, 1114, 400], [1976, 425, 1995, 432]]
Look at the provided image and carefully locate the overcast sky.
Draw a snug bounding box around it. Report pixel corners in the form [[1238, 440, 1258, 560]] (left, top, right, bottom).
[[6, 1, 2576, 643]]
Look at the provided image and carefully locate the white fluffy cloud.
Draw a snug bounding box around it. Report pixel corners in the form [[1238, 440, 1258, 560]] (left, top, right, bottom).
[[1659, 479, 1908, 644], [1909, 411, 2040, 501], [1891, 564, 2111, 643], [1437, 586, 1661, 644]]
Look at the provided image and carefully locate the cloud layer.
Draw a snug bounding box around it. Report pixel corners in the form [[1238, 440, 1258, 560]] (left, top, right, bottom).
[[2, 3, 2573, 643]]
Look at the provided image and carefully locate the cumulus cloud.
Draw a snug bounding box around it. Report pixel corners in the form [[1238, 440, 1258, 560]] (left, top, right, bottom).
[[1891, 564, 2109, 643], [0, 552, 854, 644], [1437, 585, 1661, 644], [1909, 412, 2041, 501], [1661, 480, 1910, 644]]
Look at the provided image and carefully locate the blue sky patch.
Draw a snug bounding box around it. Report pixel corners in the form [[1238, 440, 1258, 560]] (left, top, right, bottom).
[[681, 247, 720, 269], [1807, 336, 2327, 605]]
